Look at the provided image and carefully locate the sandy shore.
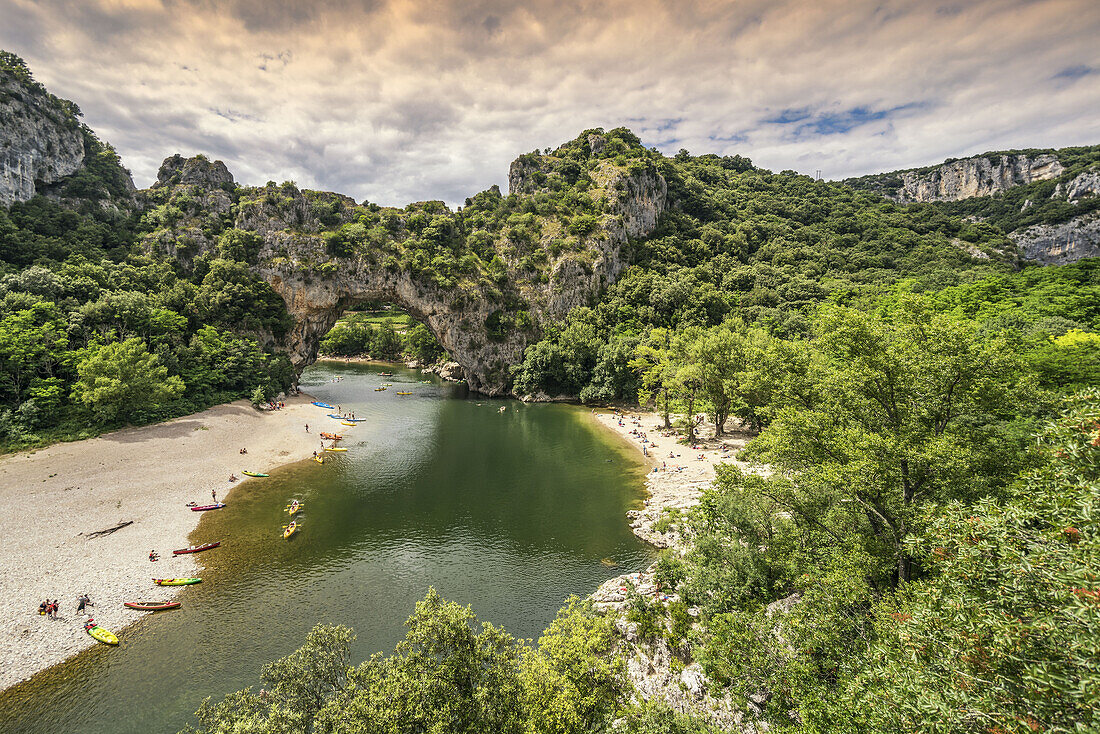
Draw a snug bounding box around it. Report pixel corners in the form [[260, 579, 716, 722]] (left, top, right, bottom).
[[0, 394, 346, 691], [588, 409, 758, 608]]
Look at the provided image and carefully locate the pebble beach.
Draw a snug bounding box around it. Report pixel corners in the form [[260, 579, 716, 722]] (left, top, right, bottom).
[[0, 394, 336, 691]]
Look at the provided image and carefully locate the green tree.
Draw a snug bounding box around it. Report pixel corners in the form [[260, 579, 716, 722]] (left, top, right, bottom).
[[0, 303, 69, 403], [851, 392, 1100, 734], [71, 338, 184, 423]]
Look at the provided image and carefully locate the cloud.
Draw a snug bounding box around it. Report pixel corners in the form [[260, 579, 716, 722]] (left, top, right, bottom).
[[1, 0, 1098, 205]]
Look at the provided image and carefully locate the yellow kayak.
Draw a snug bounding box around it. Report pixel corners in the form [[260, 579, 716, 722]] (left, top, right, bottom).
[[284, 521, 299, 539], [325, 447, 347, 452], [341, 421, 356, 426], [312, 455, 324, 464], [396, 392, 412, 395], [85, 623, 119, 645], [287, 499, 301, 515]]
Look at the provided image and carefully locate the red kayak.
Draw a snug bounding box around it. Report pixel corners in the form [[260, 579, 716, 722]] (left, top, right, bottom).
[[189, 503, 226, 512], [124, 601, 182, 611], [172, 541, 221, 555]]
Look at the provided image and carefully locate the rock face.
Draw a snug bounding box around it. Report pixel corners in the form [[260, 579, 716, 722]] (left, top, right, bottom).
[[0, 73, 86, 206], [1010, 212, 1100, 265], [890, 153, 1063, 202]]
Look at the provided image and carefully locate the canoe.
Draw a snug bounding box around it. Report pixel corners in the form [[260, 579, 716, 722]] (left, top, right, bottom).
[[153, 578, 201, 586], [86, 623, 119, 645], [396, 392, 412, 395], [311, 402, 335, 409], [313, 455, 324, 464], [341, 421, 356, 426], [374, 387, 386, 391], [325, 447, 348, 452], [287, 500, 301, 514], [327, 414, 343, 419], [173, 541, 221, 555], [344, 418, 367, 422], [242, 471, 268, 477], [190, 503, 225, 512], [124, 601, 181, 611], [378, 372, 394, 376], [283, 521, 299, 539]]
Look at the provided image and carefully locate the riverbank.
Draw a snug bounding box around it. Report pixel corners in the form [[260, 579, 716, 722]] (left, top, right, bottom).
[[588, 408, 759, 729], [0, 394, 333, 691]]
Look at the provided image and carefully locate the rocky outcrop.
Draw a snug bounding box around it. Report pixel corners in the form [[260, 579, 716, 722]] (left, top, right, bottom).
[[1055, 170, 1100, 202], [155, 153, 234, 188], [1010, 211, 1100, 265], [0, 73, 85, 206], [891, 153, 1063, 202]]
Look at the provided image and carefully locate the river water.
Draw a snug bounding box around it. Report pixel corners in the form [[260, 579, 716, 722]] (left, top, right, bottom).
[[0, 362, 651, 733]]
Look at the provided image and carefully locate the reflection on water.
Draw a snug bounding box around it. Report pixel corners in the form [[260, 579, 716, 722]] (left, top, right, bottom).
[[0, 362, 651, 734]]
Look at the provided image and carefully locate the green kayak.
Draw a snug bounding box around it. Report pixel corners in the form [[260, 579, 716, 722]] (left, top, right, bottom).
[[242, 471, 268, 477], [153, 578, 201, 586]]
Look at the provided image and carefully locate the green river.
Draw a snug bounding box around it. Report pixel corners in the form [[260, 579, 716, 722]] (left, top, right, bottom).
[[0, 362, 652, 733]]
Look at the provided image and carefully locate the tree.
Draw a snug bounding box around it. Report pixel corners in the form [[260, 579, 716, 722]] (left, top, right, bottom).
[[851, 392, 1100, 733], [0, 303, 69, 403], [633, 328, 675, 428], [743, 296, 1024, 582], [71, 338, 184, 423]]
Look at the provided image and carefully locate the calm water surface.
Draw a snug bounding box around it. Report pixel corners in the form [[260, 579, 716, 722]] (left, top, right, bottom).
[[1, 362, 651, 733]]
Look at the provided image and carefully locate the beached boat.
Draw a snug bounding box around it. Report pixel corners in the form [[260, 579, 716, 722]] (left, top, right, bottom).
[[242, 471, 268, 477], [85, 621, 119, 645], [327, 413, 343, 419], [283, 521, 299, 539], [341, 421, 356, 426], [311, 402, 335, 409], [325, 446, 347, 452], [153, 578, 201, 586], [124, 601, 181, 611], [189, 503, 225, 512], [172, 541, 221, 555], [343, 418, 367, 422]]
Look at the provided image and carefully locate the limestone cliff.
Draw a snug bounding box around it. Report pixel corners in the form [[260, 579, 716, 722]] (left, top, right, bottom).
[[0, 67, 85, 206], [848, 152, 1064, 203], [1010, 212, 1100, 265]]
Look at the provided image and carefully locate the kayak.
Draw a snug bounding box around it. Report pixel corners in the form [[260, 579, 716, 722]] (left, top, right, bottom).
[[313, 455, 324, 464], [287, 499, 301, 515], [153, 578, 201, 586], [396, 392, 412, 395], [124, 601, 181, 611], [344, 418, 367, 422], [341, 421, 356, 426], [283, 521, 299, 539], [311, 402, 335, 409], [378, 372, 395, 377], [242, 471, 268, 477], [327, 414, 343, 419], [325, 447, 347, 452], [374, 387, 387, 391], [172, 541, 221, 555], [85, 623, 119, 645], [190, 503, 225, 512]]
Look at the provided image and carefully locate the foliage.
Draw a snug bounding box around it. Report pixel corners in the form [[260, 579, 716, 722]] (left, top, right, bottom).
[[182, 591, 626, 734], [70, 337, 184, 423], [851, 392, 1100, 733]]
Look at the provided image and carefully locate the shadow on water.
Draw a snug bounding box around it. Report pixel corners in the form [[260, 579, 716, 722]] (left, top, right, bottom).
[[0, 362, 653, 734]]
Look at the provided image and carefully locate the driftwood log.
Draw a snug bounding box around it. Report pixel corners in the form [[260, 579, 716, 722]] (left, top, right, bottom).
[[84, 520, 133, 538]]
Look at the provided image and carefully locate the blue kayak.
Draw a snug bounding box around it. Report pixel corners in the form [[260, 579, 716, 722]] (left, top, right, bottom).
[[344, 418, 368, 422], [328, 414, 342, 419], [312, 402, 335, 409]]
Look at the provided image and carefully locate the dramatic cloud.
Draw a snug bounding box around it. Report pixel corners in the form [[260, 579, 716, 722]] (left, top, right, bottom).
[[2, 0, 1098, 205]]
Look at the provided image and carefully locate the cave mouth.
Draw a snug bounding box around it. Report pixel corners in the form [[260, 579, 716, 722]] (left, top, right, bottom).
[[317, 301, 448, 366]]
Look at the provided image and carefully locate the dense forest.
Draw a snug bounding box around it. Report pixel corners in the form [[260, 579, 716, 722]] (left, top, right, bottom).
[[2, 50, 1098, 733]]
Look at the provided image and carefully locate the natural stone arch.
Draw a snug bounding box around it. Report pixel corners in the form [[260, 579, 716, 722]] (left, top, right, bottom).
[[147, 131, 668, 396]]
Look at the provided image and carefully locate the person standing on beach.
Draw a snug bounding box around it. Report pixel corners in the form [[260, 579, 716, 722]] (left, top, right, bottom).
[[77, 594, 90, 615], [305, 424, 309, 433], [212, 489, 217, 504]]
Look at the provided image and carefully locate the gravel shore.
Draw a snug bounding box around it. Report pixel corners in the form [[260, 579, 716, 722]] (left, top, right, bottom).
[[0, 394, 337, 691]]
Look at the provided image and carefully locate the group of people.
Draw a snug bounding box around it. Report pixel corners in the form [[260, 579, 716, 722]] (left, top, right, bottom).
[[266, 400, 286, 410], [149, 549, 160, 562], [38, 594, 92, 619]]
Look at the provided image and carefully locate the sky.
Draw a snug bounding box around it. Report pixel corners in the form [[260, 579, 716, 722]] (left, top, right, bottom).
[[2, 0, 1098, 207]]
